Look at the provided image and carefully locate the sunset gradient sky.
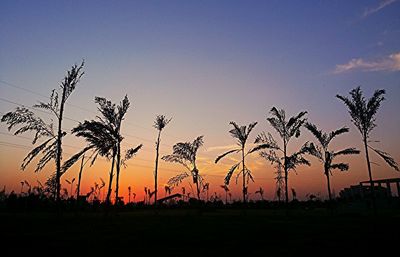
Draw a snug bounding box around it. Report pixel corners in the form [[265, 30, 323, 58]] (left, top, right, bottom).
[[1, 0, 399, 201]]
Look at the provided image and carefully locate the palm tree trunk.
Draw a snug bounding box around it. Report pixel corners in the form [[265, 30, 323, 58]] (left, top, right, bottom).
[[154, 130, 161, 205], [363, 135, 376, 212], [56, 86, 67, 204], [326, 171, 332, 201], [283, 141, 289, 204], [106, 151, 116, 205], [242, 147, 246, 203], [76, 155, 85, 199], [115, 143, 121, 204]]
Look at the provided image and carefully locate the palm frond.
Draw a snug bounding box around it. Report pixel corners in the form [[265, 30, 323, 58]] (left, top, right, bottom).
[[167, 172, 190, 187], [61, 145, 93, 173], [224, 162, 240, 185], [248, 143, 273, 154], [327, 127, 349, 144], [246, 122, 257, 138], [304, 122, 327, 147], [20, 138, 54, 170], [215, 149, 240, 163], [254, 132, 281, 150], [333, 147, 360, 157], [229, 121, 246, 145], [330, 163, 349, 171], [370, 147, 399, 171], [125, 144, 143, 161]]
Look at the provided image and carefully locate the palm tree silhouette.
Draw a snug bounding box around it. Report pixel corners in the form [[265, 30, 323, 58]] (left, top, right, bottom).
[[255, 107, 311, 204], [337, 87, 398, 209], [1, 61, 84, 204], [62, 96, 141, 205], [162, 136, 204, 200], [304, 122, 360, 201], [215, 121, 268, 203], [153, 115, 171, 205]]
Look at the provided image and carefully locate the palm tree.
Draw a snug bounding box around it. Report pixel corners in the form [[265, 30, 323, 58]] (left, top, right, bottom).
[[215, 121, 268, 203], [304, 122, 360, 201], [153, 115, 171, 205], [336, 87, 398, 207], [1, 61, 84, 204], [62, 96, 141, 205], [255, 107, 311, 204], [162, 136, 204, 200]]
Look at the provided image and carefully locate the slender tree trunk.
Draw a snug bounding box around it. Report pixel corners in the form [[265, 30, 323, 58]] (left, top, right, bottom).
[[242, 147, 246, 203], [225, 191, 228, 205], [106, 151, 116, 205], [326, 171, 332, 201], [283, 141, 289, 204], [56, 86, 67, 204], [154, 130, 161, 205], [115, 142, 121, 204], [76, 155, 85, 199], [363, 135, 376, 212]]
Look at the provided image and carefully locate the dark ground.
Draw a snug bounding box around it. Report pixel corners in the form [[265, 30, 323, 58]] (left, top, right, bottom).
[[1, 206, 399, 257]]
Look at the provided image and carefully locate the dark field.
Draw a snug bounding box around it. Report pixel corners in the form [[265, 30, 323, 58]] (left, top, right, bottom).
[[1, 207, 399, 257]]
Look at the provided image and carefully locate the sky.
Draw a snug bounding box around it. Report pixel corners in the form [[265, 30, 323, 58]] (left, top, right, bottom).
[[0, 0, 399, 202]]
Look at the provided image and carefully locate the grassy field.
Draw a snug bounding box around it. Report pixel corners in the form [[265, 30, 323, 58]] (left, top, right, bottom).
[[1, 207, 399, 257]]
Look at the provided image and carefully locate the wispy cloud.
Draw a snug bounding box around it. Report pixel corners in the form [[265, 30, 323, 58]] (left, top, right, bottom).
[[363, 0, 397, 18], [333, 52, 400, 74], [206, 144, 239, 152]]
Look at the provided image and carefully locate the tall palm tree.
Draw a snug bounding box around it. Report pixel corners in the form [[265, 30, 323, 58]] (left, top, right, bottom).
[[62, 96, 141, 205], [215, 121, 270, 203], [336, 87, 398, 206], [305, 122, 360, 201], [153, 115, 171, 205], [1, 61, 84, 204], [255, 107, 311, 204], [162, 136, 204, 200]]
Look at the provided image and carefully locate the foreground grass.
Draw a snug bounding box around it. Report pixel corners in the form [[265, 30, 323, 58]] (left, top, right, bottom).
[[1, 208, 399, 256]]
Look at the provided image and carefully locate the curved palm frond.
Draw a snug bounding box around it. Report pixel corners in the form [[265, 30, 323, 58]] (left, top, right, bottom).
[[124, 144, 143, 161], [327, 127, 349, 145], [167, 172, 189, 188], [215, 149, 241, 163], [224, 162, 241, 185], [333, 147, 360, 157], [370, 147, 399, 171], [330, 163, 349, 171], [304, 122, 326, 147]]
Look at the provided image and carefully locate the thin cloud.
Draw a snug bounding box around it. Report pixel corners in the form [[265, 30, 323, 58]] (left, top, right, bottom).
[[363, 0, 397, 18], [206, 144, 239, 152], [334, 52, 400, 74]]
